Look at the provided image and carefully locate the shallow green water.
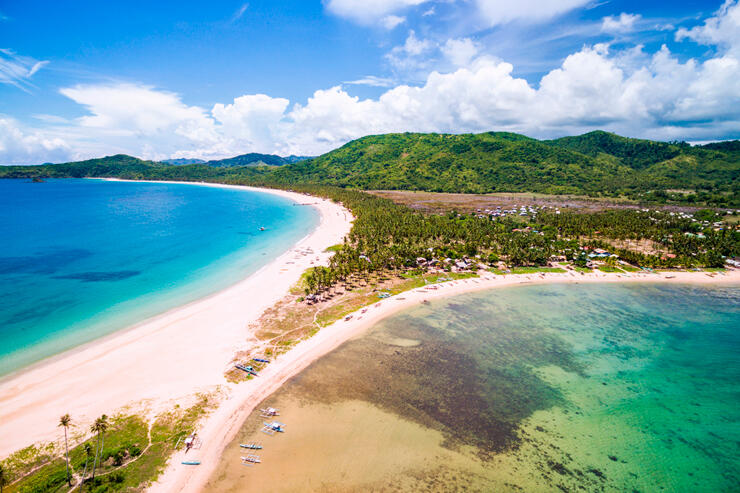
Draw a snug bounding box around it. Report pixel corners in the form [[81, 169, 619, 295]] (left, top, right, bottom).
[[208, 283, 740, 492]]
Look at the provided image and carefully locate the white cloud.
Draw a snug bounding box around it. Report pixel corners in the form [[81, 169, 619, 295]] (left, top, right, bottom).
[[0, 117, 70, 164], [324, 0, 428, 25], [381, 15, 406, 29], [343, 75, 396, 87], [4, 1, 740, 163], [601, 13, 642, 33], [385, 30, 437, 74], [474, 0, 590, 26], [441, 38, 480, 67], [60, 83, 214, 136], [676, 0, 740, 57], [0, 49, 49, 91], [211, 94, 289, 153]]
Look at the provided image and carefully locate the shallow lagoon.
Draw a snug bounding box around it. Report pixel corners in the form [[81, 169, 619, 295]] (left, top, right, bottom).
[[207, 283, 740, 492]]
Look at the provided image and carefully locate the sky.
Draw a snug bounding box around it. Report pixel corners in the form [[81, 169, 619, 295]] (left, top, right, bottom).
[[1, 0, 739, 164]]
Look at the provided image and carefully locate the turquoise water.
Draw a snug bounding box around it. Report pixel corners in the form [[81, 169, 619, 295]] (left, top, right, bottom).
[[207, 283, 740, 492], [0, 179, 317, 377]]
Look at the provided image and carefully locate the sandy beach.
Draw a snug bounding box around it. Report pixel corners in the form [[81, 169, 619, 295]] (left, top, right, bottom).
[[151, 266, 739, 493], [0, 182, 353, 458]]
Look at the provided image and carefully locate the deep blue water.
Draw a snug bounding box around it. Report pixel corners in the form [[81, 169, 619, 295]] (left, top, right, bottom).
[[0, 179, 318, 376]]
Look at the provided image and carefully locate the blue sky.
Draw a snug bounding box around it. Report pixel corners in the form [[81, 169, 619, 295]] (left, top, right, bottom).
[[1, 0, 739, 163]]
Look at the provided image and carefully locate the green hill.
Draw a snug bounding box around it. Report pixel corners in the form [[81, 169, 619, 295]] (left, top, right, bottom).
[[1, 131, 737, 205], [266, 132, 739, 202], [205, 153, 310, 167], [0, 154, 162, 178]]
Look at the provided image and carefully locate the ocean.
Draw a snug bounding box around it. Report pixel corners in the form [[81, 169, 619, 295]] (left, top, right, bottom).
[[0, 179, 318, 377], [206, 282, 740, 492]]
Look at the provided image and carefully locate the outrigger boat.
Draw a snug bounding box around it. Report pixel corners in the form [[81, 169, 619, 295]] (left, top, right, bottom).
[[253, 358, 270, 363], [181, 460, 201, 465], [235, 364, 259, 376], [240, 442, 263, 450], [260, 407, 280, 417], [241, 454, 261, 465], [262, 421, 286, 435]]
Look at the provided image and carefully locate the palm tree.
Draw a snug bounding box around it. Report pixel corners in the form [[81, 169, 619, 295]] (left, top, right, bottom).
[[81, 442, 93, 484], [58, 413, 72, 486], [98, 414, 109, 465], [90, 414, 108, 480]]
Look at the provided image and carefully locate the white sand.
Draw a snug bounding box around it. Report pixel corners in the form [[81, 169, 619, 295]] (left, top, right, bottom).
[[151, 267, 739, 493], [0, 182, 353, 459]]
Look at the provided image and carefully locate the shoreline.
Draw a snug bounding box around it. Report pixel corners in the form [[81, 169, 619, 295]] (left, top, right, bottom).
[[151, 268, 739, 493], [0, 181, 353, 458]]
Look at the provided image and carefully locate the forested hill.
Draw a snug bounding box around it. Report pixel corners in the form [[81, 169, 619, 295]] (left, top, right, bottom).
[[1, 131, 738, 205], [205, 153, 310, 167], [0, 155, 162, 178], [266, 131, 739, 201]]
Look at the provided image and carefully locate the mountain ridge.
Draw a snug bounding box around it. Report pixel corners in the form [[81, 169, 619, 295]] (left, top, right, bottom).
[[1, 131, 737, 206]]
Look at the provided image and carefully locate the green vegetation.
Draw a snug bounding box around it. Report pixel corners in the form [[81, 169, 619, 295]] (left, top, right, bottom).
[[291, 187, 737, 297], [2, 130, 738, 206], [2, 395, 214, 493], [204, 152, 309, 168]]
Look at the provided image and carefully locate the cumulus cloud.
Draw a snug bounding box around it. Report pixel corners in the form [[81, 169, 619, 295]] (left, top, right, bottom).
[[676, 0, 740, 57], [385, 30, 437, 74], [601, 12, 642, 33], [474, 0, 590, 26], [0, 49, 49, 91], [441, 38, 481, 67], [324, 0, 428, 25], [0, 117, 70, 164], [3, 1, 740, 163]]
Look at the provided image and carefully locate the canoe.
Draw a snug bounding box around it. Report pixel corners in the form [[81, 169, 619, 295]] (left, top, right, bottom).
[[181, 460, 200, 465]]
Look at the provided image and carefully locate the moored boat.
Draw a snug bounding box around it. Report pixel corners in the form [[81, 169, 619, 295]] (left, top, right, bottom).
[[240, 442, 263, 449]]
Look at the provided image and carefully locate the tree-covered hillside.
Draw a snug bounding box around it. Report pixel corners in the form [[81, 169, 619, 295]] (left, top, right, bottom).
[[1, 131, 737, 206], [266, 132, 739, 203], [205, 153, 310, 167], [0, 155, 162, 178]]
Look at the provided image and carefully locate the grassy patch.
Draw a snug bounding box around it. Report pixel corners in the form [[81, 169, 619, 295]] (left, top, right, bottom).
[[324, 244, 343, 252], [4, 394, 216, 493], [620, 264, 641, 272], [597, 265, 624, 273], [574, 266, 592, 273]]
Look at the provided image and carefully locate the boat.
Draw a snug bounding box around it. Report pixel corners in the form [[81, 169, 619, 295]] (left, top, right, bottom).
[[260, 407, 280, 417], [262, 421, 286, 435], [241, 454, 261, 464], [181, 460, 201, 465], [235, 364, 259, 376], [240, 442, 263, 450], [259, 227, 266, 231], [253, 358, 270, 363]]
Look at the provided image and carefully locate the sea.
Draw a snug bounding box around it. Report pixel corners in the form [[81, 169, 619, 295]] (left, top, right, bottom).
[[0, 178, 318, 377], [206, 282, 740, 493]]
